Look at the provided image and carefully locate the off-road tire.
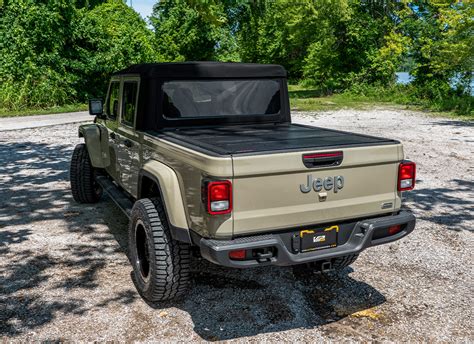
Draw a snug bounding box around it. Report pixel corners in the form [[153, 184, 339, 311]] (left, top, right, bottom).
[[70, 143, 102, 203], [129, 198, 191, 302]]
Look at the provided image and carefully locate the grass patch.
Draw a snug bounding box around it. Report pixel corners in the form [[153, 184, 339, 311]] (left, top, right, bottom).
[[0, 103, 87, 118], [289, 84, 407, 112], [289, 85, 395, 111], [289, 84, 473, 119]]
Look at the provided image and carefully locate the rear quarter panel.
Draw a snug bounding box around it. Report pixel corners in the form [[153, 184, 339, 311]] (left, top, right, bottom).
[[142, 135, 234, 238]]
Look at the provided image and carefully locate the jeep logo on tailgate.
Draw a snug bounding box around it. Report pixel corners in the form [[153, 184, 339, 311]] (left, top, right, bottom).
[[300, 175, 344, 193]]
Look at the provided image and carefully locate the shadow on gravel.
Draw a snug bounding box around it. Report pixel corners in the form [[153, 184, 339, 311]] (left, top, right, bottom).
[[0, 248, 88, 335], [406, 178, 473, 231], [143, 260, 386, 341], [0, 141, 72, 227], [0, 141, 129, 335], [430, 119, 474, 128], [0, 228, 31, 255], [0, 140, 385, 340]]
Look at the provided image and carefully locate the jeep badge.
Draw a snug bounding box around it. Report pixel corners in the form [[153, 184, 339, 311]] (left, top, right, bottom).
[[300, 175, 344, 193]]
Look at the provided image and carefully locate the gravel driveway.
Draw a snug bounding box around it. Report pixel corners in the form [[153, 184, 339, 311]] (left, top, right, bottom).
[[0, 112, 90, 131], [1, 108, 472, 341]]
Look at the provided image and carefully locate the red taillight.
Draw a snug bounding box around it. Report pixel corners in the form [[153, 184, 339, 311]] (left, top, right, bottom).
[[303, 152, 343, 159], [207, 181, 232, 215], [398, 161, 416, 191], [388, 225, 402, 235], [229, 249, 246, 260]]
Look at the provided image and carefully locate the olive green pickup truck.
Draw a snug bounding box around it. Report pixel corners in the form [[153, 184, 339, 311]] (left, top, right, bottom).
[[70, 62, 416, 302]]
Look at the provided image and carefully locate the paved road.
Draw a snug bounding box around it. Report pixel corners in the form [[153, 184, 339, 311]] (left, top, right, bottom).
[[0, 112, 91, 131]]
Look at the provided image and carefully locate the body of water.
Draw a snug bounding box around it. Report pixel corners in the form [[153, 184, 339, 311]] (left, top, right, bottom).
[[395, 72, 413, 85], [396, 72, 474, 95]]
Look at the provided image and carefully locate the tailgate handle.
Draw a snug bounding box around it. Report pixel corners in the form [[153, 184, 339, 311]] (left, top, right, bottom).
[[303, 151, 343, 168]]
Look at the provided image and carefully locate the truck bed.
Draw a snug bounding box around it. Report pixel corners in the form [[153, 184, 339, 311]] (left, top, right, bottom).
[[153, 123, 399, 156]]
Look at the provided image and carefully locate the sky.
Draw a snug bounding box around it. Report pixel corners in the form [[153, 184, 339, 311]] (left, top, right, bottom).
[[127, 0, 155, 20]]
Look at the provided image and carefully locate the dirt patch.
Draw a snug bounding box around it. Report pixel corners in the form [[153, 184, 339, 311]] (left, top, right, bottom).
[[0, 108, 472, 341]]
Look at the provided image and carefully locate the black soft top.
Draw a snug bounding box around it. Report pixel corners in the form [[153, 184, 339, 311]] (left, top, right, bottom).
[[113, 62, 287, 79]]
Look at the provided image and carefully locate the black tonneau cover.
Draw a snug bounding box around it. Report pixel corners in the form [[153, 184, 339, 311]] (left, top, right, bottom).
[[153, 124, 399, 156]]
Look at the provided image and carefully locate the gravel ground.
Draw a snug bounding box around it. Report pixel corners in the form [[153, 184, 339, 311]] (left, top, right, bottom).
[[0, 112, 90, 131], [1, 108, 473, 342]]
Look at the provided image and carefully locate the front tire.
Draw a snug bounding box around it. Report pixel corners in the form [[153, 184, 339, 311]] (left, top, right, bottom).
[[129, 198, 191, 302], [70, 143, 102, 203]]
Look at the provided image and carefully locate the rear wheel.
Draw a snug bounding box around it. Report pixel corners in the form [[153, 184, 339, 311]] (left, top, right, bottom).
[[129, 198, 191, 302], [70, 143, 102, 203]]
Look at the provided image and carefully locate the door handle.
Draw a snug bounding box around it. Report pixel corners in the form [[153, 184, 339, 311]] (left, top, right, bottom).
[[123, 139, 133, 148]]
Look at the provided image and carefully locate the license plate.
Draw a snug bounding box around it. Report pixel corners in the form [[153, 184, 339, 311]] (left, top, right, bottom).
[[300, 225, 338, 252]]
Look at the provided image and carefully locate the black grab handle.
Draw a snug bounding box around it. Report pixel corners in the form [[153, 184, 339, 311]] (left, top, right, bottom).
[[302, 151, 343, 168]]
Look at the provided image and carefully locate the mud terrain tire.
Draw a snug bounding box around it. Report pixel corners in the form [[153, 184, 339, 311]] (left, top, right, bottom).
[[70, 143, 102, 203], [129, 198, 191, 302]]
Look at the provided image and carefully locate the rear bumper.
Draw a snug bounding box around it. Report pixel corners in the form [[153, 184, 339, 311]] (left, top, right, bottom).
[[199, 211, 416, 268]]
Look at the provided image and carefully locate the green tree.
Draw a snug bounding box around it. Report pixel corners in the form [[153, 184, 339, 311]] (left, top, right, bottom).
[[398, 1, 473, 97], [0, 0, 78, 109], [237, 0, 398, 90], [73, 0, 159, 99], [150, 1, 238, 62], [0, 0, 158, 109]]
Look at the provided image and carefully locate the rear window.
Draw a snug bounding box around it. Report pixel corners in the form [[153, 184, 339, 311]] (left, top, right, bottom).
[[162, 79, 281, 118]]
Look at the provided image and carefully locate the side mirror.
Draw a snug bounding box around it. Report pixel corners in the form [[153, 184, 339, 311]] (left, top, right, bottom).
[[89, 98, 104, 117]]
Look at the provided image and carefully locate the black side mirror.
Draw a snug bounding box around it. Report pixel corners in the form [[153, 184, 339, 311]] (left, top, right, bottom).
[[89, 98, 104, 117]]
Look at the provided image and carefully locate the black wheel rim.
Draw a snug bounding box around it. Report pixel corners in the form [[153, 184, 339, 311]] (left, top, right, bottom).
[[135, 222, 150, 281]]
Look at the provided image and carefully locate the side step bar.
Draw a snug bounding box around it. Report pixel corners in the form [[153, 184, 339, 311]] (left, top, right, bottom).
[[95, 175, 193, 244], [96, 175, 133, 218]]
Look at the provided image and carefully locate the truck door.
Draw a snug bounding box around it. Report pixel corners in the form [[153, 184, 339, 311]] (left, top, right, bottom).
[[115, 77, 141, 197], [103, 78, 121, 182]]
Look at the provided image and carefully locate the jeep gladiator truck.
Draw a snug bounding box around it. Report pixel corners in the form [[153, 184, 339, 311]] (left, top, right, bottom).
[[70, 62, 416, 302]]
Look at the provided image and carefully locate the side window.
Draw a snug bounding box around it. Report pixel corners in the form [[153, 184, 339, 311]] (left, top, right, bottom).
[[106, 81, 120, 119], [121, 81, 138, 127]]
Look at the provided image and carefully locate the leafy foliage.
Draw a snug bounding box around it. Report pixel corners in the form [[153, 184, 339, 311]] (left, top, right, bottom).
[[398, 1, 473, 87], [237, 1, 401, 89], [73, 0, 158, 99], [0, 0, 156, 110], [0, 0, 472, 115], [150, 1, 238, 61], [0, 0, 78, 109]]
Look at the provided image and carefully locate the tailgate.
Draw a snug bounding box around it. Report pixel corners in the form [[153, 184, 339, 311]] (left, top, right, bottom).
[[232, 144, 403, 236]]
